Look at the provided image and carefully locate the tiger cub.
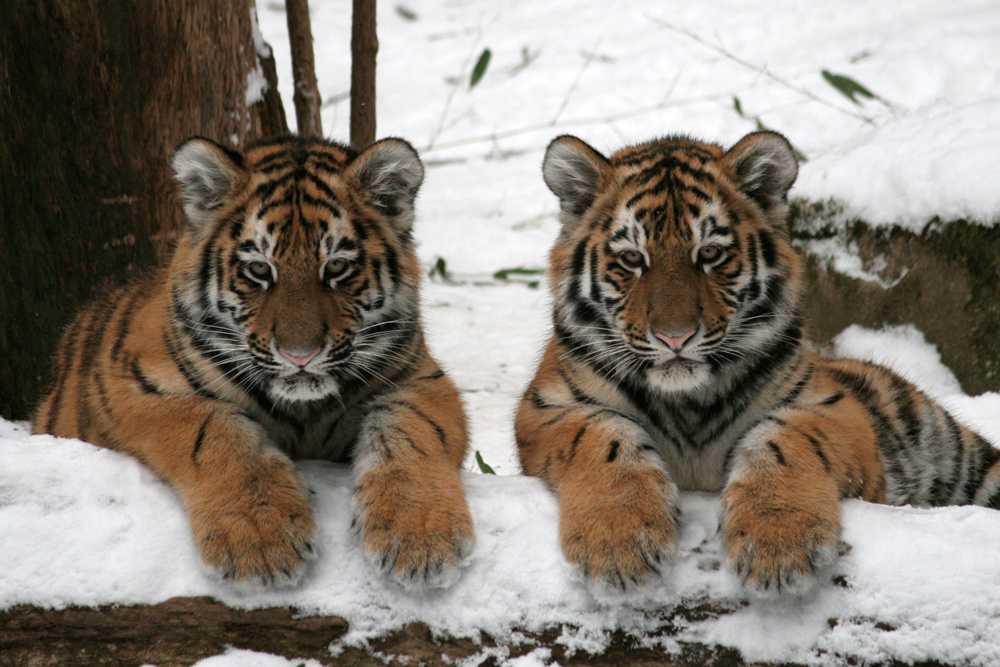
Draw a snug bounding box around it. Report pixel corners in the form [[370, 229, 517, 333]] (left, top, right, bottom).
[[34, 135, 474, 590], [516, 131, 1000, 596]]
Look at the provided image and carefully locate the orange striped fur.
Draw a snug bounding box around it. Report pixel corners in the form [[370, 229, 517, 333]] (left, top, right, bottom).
[[34, 135, 472, 590], [516, 132, 1000, 596]]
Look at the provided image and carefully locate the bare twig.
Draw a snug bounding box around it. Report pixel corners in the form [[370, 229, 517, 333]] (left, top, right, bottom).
[[286, 0, 323, 136], [421, 20, 872, 156], [427, 27, 489, 149], [550, 42, 601, 125], [424, 53, 680, 153], [425, 73, 800, 153], [645, 16, 878, 125]]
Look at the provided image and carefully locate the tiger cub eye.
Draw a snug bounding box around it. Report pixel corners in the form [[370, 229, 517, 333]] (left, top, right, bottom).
[[247, 260, 272, 281], [619, 249, 644, 269], [324, 258, 350, 281], [698, 245, 722, 264]]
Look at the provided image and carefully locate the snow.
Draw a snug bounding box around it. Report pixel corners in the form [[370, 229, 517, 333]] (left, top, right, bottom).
[[796, 101, 1000, 229], [4, 1, 1000, 665], [192, 648, 324, 667], [245, 63, 269, 108]]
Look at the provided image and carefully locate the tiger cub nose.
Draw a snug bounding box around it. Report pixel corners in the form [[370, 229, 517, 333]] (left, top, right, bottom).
[[279, 347, 321, 368], [653, 329, 696, 353]]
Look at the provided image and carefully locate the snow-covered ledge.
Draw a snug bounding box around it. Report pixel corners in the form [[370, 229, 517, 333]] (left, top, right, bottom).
[[2, 415, 999, 667]]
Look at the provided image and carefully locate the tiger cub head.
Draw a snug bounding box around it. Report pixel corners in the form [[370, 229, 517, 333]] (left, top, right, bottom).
[[170, 135, 424, 405], [542, 132, 802, 394]]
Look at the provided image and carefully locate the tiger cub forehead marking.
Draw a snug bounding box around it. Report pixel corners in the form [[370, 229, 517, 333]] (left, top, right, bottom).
[[601, 140, 737, 251], [609, 198, 734, 253], [232, 144, 374, 282], [243, 200, 359, 263]]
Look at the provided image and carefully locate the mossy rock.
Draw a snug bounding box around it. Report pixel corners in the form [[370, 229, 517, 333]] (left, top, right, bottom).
[[789, 199, 1000, 395]]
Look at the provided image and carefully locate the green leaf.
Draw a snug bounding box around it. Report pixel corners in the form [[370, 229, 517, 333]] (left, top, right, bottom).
[[428, 257, 452, 281], [470, 48, 492, 89], [733, 96, 744, 118], [475, 450, 496, 474], [493, 266, 543, 281], [821, 70, 876, 106]]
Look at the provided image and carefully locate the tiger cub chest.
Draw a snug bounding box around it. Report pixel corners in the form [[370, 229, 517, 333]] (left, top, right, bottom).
[[249, 401, 365, 462], [633, 391, 783, 492]]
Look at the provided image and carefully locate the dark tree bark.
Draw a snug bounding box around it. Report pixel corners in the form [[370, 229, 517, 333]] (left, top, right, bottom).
[[0, 597, 762, 667], [351, 0, 378, 148], [286, 0, 323, 136], [0, 597, 347, 667], [256, 25, 290, 136], [0, 0, 287, 420]]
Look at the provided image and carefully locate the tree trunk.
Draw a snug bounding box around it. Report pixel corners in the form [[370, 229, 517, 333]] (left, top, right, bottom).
[[0, 0, 287, 420], [286, 0, 323, 136], [351, 0, 378, 148]]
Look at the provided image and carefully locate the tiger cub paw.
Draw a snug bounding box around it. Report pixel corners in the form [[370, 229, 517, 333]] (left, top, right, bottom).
[[188, 455, 317, 588], [353, 469, 474, 591], [720, 495, 839, 597], [560, 497, 677, 597]]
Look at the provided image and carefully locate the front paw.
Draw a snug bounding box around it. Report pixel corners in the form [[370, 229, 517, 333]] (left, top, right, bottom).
[[354, 468, 474, 591], [560, 496, 676, 596], [721, 494, 838, 597], [188, 455, 317, 588]]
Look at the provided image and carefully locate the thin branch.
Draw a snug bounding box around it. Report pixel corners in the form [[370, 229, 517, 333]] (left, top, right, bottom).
[[645, 16, 877, 125], [425, 75, 815, 153], [427, 28, 488, 149], [550, 41, 601, 125]]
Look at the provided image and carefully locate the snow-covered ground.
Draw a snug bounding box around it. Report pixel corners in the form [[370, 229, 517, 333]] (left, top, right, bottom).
[[3, 1, 1000, 665]]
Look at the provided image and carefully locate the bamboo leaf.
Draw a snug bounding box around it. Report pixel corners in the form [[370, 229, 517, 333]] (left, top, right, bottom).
[[470, 48, 492, 88], [475, 450, 496, 474], [428, 257, 451, 281], [821, 70, 876, 105], [493, 267, 543, 281]]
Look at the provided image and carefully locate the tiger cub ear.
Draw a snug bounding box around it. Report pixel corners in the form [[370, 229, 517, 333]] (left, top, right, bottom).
[[542, 135, 611, 223], [722, 131, 798, 214], [171, 137, 245, 238], [345, 138, 425, 234]]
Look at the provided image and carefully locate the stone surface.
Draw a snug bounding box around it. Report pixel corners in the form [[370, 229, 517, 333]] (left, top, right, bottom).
[[789, 201, 1000, 396]]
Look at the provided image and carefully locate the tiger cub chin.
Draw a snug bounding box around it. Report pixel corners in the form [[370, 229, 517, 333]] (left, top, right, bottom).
[[34, 134, 474, 590], [516, 131, 1000, 597]]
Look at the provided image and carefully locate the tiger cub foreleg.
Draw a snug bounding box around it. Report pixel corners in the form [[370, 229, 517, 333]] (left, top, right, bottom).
[[351, 368, 473, 590], [99, 393, 316, 587], [516, 391, 677, 595], [721, 401, 886, 596]]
